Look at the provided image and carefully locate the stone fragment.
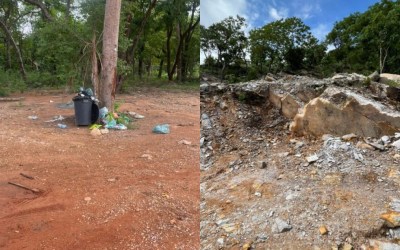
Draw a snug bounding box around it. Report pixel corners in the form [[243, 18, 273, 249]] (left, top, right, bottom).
[[392, 139, 400, 150], [369, 240, 400, 250], [356, 142, 375, 150], [178, 140, 192, 145], [369, 71, 380, 82], [319, 225, 328, 235], [341, 133, 358, 141], [242, 242, 252, 250], [306, 154, 319, 163], [342, 243, 353, 250], [222, 223, 238, 233], [380, 211, 400, 227], [271, 218, 292, 233]]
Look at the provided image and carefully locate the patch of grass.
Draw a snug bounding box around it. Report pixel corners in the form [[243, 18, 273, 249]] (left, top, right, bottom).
[[385, 79, 400, 88], [122, 77, 199, 93], [363, 77, 371, 87], [237, 92, 247, 102]]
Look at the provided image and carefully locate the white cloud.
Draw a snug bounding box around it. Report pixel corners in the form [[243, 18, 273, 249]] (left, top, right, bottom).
[[311, 23, 330, 42], [200, 0, 247, 27], [293, 1, 321, 20], [268, 6, 288, 20]]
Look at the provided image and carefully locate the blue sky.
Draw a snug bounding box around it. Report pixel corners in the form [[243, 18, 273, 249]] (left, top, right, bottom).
[[200, 0, 381, 42]]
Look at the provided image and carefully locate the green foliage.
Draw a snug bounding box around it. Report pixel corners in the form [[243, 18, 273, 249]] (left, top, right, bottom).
[[0, 0, 199, 94], [363, 77, 372, 87], [249, 17, 323, 74], [324, 0, 400, 75], [385, 80, 400, 87], [200, 16, 248, 80], [0, 71, 26, 95]]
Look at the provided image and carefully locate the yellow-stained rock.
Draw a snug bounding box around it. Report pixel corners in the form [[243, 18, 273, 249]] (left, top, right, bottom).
[[319, 225, 328, 235], [380, 210, 400, 227], [242, 241, 252, 250], [342, 243, 353, 250]]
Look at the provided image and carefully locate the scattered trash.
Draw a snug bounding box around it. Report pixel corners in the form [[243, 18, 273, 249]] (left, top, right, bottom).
[[152, 124, 170, 134], [45, 115, 64, 123], [99, 107, 108, 119], [100, 128, 109, 134], [73, 87, 99, 126], [128, 111, 145, 119], [178, 140, 192, 145], [105, 122, 127, 130], [49, 100, 54, 103], [141, 154, 153, 160], [89, 124, 102, 130], [57, 101, 74, 109], [84, 197, 91, 202], [57, 123, 67, 129], [90, 128, 102, 136], [28, 115, 38, 120]]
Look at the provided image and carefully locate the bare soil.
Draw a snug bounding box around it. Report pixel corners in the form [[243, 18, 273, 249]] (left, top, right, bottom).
[[0, 89, 199, 250]]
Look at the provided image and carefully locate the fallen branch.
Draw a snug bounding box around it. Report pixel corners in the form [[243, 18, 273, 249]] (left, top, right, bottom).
[[8, 181, 40, 193], [0, 97, 25, 102], [20, 173, 34, 180]]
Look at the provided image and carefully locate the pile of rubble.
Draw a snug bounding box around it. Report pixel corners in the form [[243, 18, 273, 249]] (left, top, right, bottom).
[[200, 72, 400, 249]]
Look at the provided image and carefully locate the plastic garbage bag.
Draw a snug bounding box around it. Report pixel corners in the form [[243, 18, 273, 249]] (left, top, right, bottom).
[[152, 124, 170, 134], [99, 107, 108, 119]]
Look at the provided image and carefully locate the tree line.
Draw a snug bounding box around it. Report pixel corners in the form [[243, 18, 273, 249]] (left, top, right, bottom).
[[200, 0, 400, 82], [0, 0, 200, 95]]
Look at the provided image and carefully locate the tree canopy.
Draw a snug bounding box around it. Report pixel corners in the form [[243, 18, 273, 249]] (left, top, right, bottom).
[[200, 0, 400, 82], [0, 0, 200, 95]]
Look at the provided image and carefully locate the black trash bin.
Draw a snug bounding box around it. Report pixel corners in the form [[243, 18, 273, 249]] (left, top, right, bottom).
[[73, 96, 93, 125]]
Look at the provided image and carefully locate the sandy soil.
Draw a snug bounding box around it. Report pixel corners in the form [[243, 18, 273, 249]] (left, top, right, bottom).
[[0, 89, 199, 250]]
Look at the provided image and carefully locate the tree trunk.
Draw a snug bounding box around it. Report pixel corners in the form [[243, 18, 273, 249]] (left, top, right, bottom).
[[124, 0, 158, 64], [379, 45, 389, 74], [91, 33, 100, 97], [66, 0, 72, 19], [5, 38, 11, 70], [0, 19, 26, 80], [158, 58, 164, 78], [146, 60, 151, 78], [138, 57, 143, 79], [99, 0, 122, 111], [22, 0, 53, 21], [166, 27, 173, 80]]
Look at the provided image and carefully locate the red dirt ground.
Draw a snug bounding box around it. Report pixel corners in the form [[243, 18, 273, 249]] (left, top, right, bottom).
[[0, 89, 199, 250]]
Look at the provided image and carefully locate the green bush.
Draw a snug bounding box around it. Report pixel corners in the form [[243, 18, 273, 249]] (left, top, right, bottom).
[[0, 71, 26, 95]]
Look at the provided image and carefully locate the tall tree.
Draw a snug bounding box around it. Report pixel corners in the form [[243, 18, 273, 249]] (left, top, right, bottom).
[[99, 0, 122, 110], [249, 17, 319, 74], [200, 15, 247, 81]]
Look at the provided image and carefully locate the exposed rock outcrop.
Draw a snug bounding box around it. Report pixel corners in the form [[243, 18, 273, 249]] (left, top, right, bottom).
[[290, 87, 400, 137], [380, 73, 400, 84]]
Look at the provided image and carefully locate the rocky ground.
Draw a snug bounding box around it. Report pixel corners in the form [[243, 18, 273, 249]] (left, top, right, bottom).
[[200, 73, 400, 249]]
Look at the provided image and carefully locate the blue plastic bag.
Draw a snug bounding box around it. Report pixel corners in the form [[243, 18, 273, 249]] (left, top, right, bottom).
[[152, 124, 170, 134]]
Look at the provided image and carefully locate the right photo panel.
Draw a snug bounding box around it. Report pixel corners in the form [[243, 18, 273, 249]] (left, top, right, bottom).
[[200, 0, 400, 249]]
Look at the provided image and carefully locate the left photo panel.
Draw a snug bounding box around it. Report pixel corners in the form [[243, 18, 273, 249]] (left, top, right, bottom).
[[0, 0, 200, 249]]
